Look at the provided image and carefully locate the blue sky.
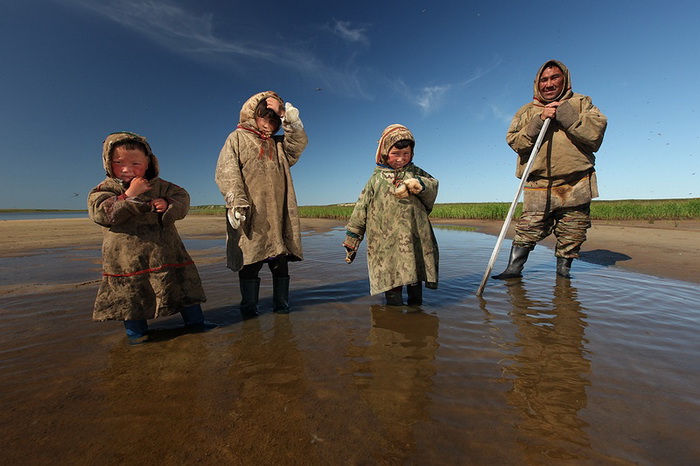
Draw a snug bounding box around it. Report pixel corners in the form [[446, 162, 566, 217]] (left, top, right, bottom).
[[1, 0, 698, 209]]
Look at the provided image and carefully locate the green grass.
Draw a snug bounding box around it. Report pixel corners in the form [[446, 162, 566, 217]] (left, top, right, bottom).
[[289, 198, 700, 221], [187, 198, 700, 221]]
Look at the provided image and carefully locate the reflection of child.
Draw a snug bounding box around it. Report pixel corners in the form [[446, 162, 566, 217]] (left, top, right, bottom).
[[215, 91, 308, 318], [343, 124, 439, 306], [88, 132, 211, 344]]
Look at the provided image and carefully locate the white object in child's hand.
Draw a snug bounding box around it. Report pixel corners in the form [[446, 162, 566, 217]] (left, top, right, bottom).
[[403, 178, 423, 194], [227, 208, 247, 229], [283, 102, 303, 128], [392, 182, 409, 199]]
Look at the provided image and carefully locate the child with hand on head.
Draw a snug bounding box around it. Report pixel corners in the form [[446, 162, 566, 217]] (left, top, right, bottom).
[[215, 91, 308, 318], [344, 124, 439, 306], [88, 131, 212, 344]]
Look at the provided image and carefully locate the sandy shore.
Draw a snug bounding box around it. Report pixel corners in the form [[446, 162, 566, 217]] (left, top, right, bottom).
[[2, 215, 699, 284]]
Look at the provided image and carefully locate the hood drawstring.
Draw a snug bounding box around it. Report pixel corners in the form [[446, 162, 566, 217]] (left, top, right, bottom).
[[236, 125, 274, 160]]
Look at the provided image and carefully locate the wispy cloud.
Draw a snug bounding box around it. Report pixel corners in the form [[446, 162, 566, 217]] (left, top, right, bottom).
[[328, 20, 370, 45], [490, 104, 515, 125], [390, 56, 504, 113], [392, 81, 452, 113], [63, 0, 370, 97]]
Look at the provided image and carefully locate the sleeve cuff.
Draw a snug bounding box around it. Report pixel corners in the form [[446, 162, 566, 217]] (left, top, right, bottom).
[[555, 101, 578, 128], [526, 116, 544, 138]]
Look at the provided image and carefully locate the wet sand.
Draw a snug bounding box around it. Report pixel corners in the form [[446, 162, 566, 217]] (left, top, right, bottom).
[[1, 216, 700, 464], [2, 215, 699, 283]]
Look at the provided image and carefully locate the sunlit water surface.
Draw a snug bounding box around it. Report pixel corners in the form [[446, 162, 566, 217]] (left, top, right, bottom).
[[1, 226, 698, 464]]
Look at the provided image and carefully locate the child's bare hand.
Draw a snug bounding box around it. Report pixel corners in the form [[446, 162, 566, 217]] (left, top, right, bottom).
[[125, 176, 151, 197], [266, 97, 285, 118], [150, 197, 168, 213]]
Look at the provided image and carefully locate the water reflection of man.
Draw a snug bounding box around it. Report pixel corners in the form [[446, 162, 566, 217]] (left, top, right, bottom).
[[352, 306, 439, 460], [502, 279, 592, 463]]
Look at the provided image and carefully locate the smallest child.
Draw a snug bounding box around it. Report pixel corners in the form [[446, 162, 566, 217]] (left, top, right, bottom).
[[343, 124, 439, 306], [88, 132, 213, 344]]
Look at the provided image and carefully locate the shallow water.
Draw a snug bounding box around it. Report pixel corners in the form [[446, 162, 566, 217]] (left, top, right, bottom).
[[0, 211, 88, 221], [1, 226, 699, 464]]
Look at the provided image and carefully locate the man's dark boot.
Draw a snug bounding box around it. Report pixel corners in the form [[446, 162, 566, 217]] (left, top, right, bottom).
[[272, 276, 290, 314], [384, 287, 404, 306], [492, 245, 531, 279], [407, 283, 422, 306], [239, 278, 260, 319], [556, 257, 573, 278]]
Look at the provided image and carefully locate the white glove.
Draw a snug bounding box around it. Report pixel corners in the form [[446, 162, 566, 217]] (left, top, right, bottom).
[[283, 102, 303, 129], [227, 206, 248, 229], [392, 182, 409, 199], [403, 178, 423, 194]]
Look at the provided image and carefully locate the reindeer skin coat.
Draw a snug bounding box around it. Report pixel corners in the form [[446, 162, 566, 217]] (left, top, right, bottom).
[[215, 91, 308, 271], [88, 132, 206, 322]]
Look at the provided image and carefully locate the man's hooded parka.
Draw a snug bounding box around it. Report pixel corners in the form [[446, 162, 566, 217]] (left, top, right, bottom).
[[88, 132, 206, 322], [506, 59, 607, 212], [345, 124, 439, 296], [215, 91, 308, 271]]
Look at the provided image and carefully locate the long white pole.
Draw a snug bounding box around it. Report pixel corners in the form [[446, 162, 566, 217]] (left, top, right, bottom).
[[476, 118, 551, 296]]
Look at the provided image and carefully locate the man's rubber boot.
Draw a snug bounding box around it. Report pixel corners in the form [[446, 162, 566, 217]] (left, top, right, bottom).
[[407, 283, 422, 306], [492, 245, 531, 279], [272, 276, 290, 314], [240, 278, 261, 319], [556, 257, 573, 278], [384, 287, 404, 306]]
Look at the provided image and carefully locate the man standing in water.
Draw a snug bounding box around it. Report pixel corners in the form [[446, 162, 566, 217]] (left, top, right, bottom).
[[493, 59, 607, 279]]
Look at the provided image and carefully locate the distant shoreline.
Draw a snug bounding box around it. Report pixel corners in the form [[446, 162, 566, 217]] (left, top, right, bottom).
[[0, 215, 698, 285], [2, 197, 699, 221]]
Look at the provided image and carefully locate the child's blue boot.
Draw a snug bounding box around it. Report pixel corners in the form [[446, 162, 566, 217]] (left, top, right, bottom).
[[181, 304, 218, 332], [124, 319, 150, 345]]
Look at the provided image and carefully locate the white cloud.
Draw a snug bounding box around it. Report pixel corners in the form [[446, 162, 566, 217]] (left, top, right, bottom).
[[391, 56, 504, 113], [63, 0, 369, 97], [330, 20, 370, 45]]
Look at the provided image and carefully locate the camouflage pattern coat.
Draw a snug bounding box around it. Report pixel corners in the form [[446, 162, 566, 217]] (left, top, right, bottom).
[[506, 59, 607, 212], [88, 132, 206, 322], [215, 91, 308, 271], [346, 125, 439, 295]]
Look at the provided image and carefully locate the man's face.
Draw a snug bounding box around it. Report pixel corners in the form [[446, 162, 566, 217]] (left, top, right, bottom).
[[538, 66, 564, 101]]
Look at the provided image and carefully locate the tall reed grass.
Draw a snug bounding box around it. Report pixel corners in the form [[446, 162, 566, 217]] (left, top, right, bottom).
[[192, 198, 700, 221]]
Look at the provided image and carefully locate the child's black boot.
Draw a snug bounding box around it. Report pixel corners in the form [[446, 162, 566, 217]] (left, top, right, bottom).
[[384, 287, 404, 306], [240, 278, 261, 319], [407, 283, 422, 306], [272, 276, 290, 314]]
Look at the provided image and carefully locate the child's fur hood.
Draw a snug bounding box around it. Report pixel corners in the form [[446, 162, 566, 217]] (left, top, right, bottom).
[[102, 131, 159, 180], [237, 91, 285, 134], [375, 124, 415, 165]]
